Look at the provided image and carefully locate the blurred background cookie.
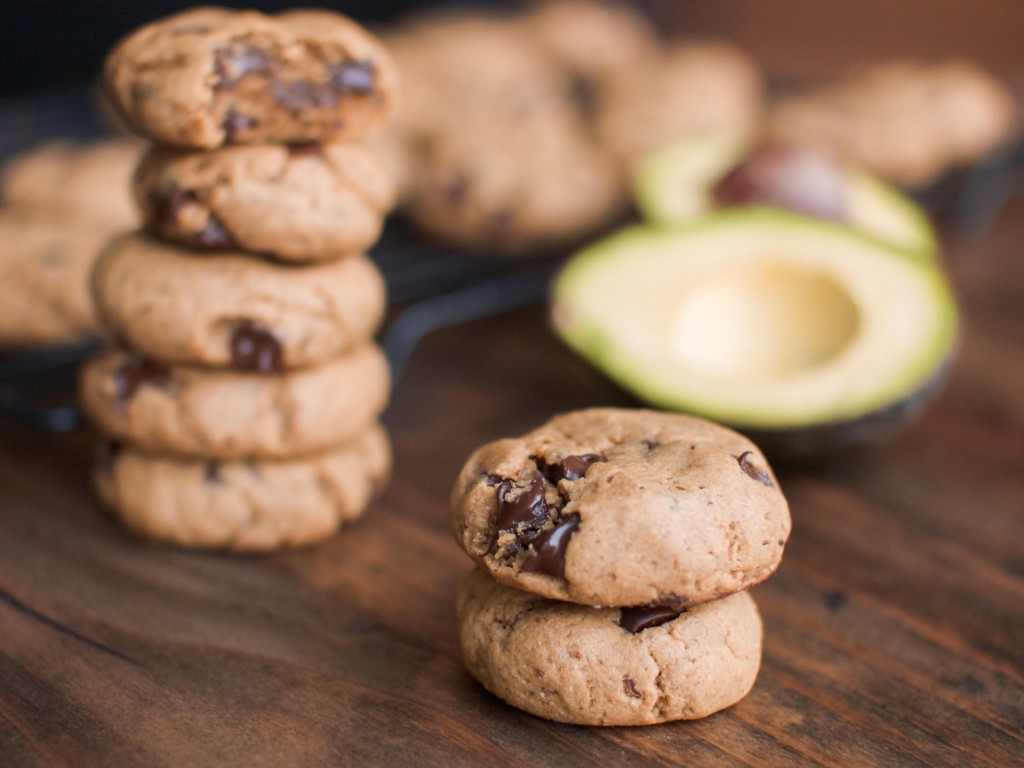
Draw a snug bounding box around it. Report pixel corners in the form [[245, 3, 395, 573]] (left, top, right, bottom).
[[768, 59, 1019, 187]]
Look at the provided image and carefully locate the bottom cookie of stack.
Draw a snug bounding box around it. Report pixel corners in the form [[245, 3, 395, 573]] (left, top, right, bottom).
[[457, 568, 762, 726], [95, 424, 390, 551]]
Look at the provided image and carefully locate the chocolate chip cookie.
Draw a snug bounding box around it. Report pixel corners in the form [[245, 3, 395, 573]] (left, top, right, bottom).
[[597, 42, 763, 168], [0, 210, 110, 347], [450, 408, 790, 607], [91, 232, 386, 368], [95, 423, 390, 551], [403, 110, 626, 253], [104, 7, 399, 148], [1, 139, 142, 232], [458, 568, 762, 725], [768, 60, 1019, 186], [133, 141, 395, 260], [80, 343, 389, 459]]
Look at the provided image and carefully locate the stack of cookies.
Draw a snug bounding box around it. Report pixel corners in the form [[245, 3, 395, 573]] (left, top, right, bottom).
[[79, 7, 400, 551], [450, 408, 791, 726]]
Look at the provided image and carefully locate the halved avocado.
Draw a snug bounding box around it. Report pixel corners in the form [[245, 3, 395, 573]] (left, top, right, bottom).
[[635, 136, 938, 259], [551, 211, 958, 456]]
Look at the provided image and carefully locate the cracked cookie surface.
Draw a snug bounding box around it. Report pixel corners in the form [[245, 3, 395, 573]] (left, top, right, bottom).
[[457, 568, 762, 725], [104, 7, 399, 148], [133, 142, 394, 261], [91, 232, 385, 368], [95, 423, 390, 551], [450, 408, 790, 607], [81, 343, 389, 459]]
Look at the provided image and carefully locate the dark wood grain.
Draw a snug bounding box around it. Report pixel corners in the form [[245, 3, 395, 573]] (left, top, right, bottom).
[[2, 189, 1023, 766]]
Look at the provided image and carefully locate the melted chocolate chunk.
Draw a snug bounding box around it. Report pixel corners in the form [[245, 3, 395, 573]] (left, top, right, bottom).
[[223, 109, 257, 140], [712, 143, 846, 221], [521, 513, 580, 579], [483, 474, 504, 487], [556, 454, 606, 482], [491, 471, 549, 550], [229, 322, 283, 373], [214, 46, 270, 87], [148, 184, 193, 230], [736, 451, 774, 487], [622, 675, 641, 699], [287, 142, 323, 158], [273, 80, 339, 111], [618, 605, 682, 634], [330, 60, 376, 93], [191, 216, 236, 249], [204, 461, 223, 485], [114, 357, 171, 407]]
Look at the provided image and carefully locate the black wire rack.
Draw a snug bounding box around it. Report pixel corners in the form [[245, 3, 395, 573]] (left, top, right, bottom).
[[1, 86, 1022, 433]]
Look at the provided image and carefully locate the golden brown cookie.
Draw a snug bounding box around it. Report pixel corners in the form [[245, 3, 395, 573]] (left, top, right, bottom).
[[767, 60, 1019, 186], [1, 139, 142, 232], [0, 209, 110, 347], [104, 7, 399, 148], [458, 568, 762, 725], [133, 141, 395, 261], [95, 424, 391, 551], [450, 408, 790, 608], [91, 232, 386, 369], [597, 42, 764, 168], [80, 343, 389, 459]]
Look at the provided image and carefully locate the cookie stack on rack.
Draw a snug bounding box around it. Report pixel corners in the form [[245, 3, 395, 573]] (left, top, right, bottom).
[[80, 7, 400, 551], [450, 408, 791, 725]]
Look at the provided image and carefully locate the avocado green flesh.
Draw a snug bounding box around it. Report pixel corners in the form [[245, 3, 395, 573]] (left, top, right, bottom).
[[635, 136, 937, 258], [553, 212, 957, 430]]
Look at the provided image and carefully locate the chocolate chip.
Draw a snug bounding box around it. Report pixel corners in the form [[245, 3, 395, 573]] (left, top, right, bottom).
[[642, 439, 660, 451], [330, 60, 376, 93], [521, 513, 580, 579], [483, 474, 504, 487], [622, 675, 641, 699], [273, 79, 339, 111], [736, 451, 774, 487], [618, 605, 682, 634], [191, 216, 236, 249], [287, 142, 323, 158], [148, 184, 194, 231], [223, 109, 257, 140], [204, 461, 222, 485], [489, 471, 549, 555], [96, 441, 122, 473], [214, 46, 270, 87], [556, 454, 606, 482], [712, 143, 846, 221], [824, 590, 847, 611], [229, 322, 283, 373], [114, 357, 170, 407]]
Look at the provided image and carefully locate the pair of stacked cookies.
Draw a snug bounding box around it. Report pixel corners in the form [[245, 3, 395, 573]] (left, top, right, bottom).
[[79, 8, 400, 550], [451, 409, 791, 725]]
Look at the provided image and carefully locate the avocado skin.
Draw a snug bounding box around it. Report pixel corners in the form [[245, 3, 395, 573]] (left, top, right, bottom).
[[741, 358, 952, 464]]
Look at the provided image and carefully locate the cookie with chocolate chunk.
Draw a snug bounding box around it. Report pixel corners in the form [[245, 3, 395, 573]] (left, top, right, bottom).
[[134, 141, 395, 261], [404, 110, 626, 253], [104, 7, 399, 148], [450, 408, 790, 607], [0, 210, 110, 347], [80, 343, 389, 459], [91, 232, 385, 368], [95, 424, 390, 551], [1, 139, 142, 233], [457, 568, 762, 725]]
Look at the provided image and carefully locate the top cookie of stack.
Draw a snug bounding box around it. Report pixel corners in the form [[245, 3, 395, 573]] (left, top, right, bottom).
[[83, 7, 400, 552], [105, 7, 399, 149]]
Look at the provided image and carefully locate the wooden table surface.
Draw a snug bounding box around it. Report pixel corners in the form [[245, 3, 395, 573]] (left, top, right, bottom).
[[2, 186, 1023, 766]]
